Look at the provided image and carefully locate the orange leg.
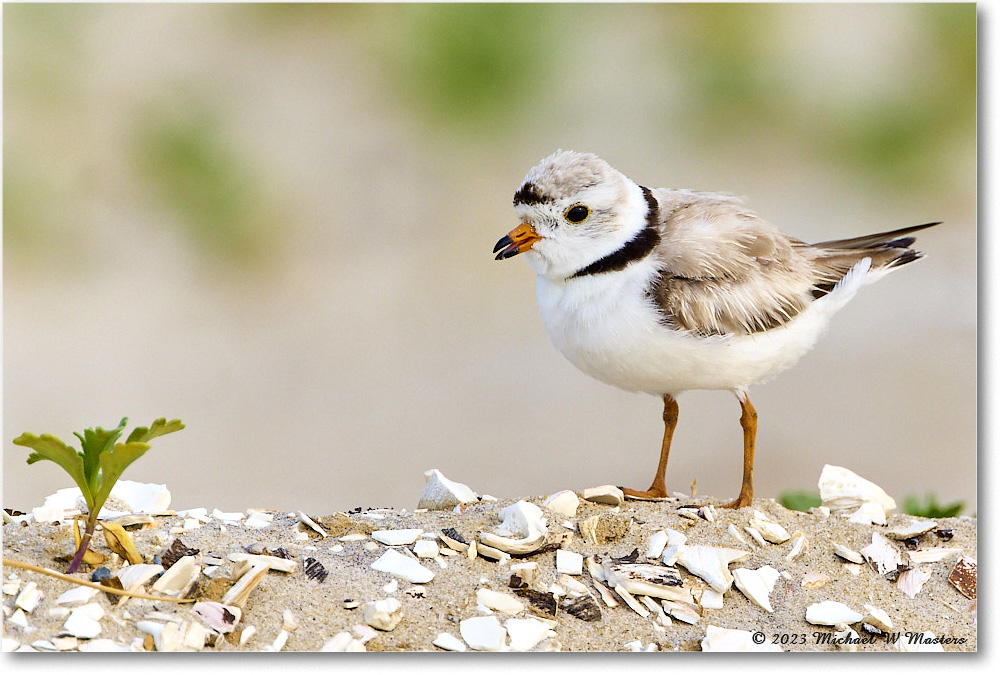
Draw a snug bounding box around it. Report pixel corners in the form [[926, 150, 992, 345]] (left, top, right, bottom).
[[722, 395, 757, 509], [622, 394, 678, 500]]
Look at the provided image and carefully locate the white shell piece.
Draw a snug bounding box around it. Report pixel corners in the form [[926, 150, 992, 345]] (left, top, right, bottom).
[[221, 561, 269, 607], [116, 564, 165, 591], [510, 562, 538, 586], [478, 531, 545, 556], [726, 524, 747, 546], [818, 465, 896, 513], [833, 544, 864, 564], [886, 518, 938, 540], [227, 552, 297, 573], [805, 601, 863, 625], [603, 562, 691, 603], [699, 589, 725, 610], [544, 490, 580, 518], [495, 501, 547, 539], [862, 604, 893, 632], [459, 615, 507, 651], [32, 487, 86, 524], [362, 598, 403, 631], [64, 603, 105, 639], [582, 485, 624, 506], [662, 599, 700, 624], [701, 625, 783, 652], [193, 601, 241, 633], [743, 526, 767, 547], [371, 548, 435, 583], [371, 529, 423, 546], [801, 571, 831, 588], [433, 632, 467, 651], [749, 510, 790, 543], [14, 582, 43, 613], [848, 501, 887, 526], [907, 548, 961, 564], [151, 555, 200, 597], [105, 481, 171, 515], [646, 531, 668, 559], [612, 584, 650, 617], [476, 588, 525, 614], [9, 609, 28, 628], [676, 545, 750, 592], [282, 609, 299, 632], [861, 532, 902, 574], [732, 566, 780, 613], [212, 508, 245, 523], [417, 469, 478, 510], [556, 550, 583, 575], [785, 531, 808, 562], [137, 620, 183, 652], [413, 540, 439, 558], [897, 567, 932, 599], [298, 511, 328, 537], [505, 617, 557, 651], [77, 639, 131, 652], [55, 586, 99, 607]]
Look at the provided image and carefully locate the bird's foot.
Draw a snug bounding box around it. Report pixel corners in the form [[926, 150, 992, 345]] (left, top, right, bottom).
[[621, 485, 669, 501], [720, 492, 753, 509]]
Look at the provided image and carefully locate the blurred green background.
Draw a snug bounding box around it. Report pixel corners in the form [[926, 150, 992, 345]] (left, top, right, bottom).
[[4, 3, 976, 514]]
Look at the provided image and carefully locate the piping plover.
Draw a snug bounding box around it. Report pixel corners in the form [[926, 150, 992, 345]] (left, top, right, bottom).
[[494, 149, 937, 508]]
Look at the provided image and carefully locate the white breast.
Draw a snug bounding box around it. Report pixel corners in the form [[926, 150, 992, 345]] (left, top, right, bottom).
[[535, 260, 863, 396]]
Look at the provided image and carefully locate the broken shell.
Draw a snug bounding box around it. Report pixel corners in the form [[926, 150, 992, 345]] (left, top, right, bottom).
[[544, 490, 580, 518], [438, 528, 469, 553], [612, 584, 650, 617], [64, 603, 105, 639], [602, 561, 692, 603], [907, 548, 962, 564], [478, 531, 545, 556], [116, 564, 165, 592], [505, 617, 557, 651], [459, 615, 506, 651], [726, 524, 747, 546], [193, 601, 241, 633], [833, 544, 864, 564], [106, 480, 172, 514], [818, 465, 896, 513], [510, 562, 538, 587], [860, 532, 902, 575], [55, 586, 99, 608], [361, 598, 403, 631], [732, 566, 780, 613], [948, 556, 977, 599], [417, 469, 478, 510], [861, 604, 893, 632], [151, 555, 200, 597], [582, 485, 624, 507], [886, 517, 937, 540], [848, 501, 887, 526], [785, 531, 808, 562], [896, 631, 945, 652], [495, 501, 547, 540], [646, 530, 668, 559], [743, 526, 767, 547], [371, 548, 435, 583], [556, 550, 583, 576], [661, 528, 687, 566], [676, 545, 750, 593], [137, 620, 182, 652], [433, 632, 467, 652], [698, 589, 724, 610], [749, 510, 790, 543], [321, 631, 365, 652], [894, 567, 930, 599], [801, 571, 831, 588], [221, 561, 269, 607], [298, 512, 328, 537], [413, 540, 439, 558], [476, 588, 525, 614], [806, 601, 863, 626], [662, 599, 700, 624], [701, 625, 783, 652], [475, 541, 511, 563], [371, 529, 423, 546], [14, 582, 43, 613]]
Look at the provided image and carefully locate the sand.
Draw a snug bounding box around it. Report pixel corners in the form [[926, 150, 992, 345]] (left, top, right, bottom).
[[2, 491, 977, 652]]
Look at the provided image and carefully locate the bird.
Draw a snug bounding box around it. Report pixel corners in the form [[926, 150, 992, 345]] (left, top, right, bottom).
[[493, 149, 937, 509]]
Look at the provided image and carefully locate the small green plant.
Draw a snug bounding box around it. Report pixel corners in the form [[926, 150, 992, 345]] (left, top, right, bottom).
[[779, 491, 822, 512], [14, 417, 184, 574], [903, 493, 964, 519]]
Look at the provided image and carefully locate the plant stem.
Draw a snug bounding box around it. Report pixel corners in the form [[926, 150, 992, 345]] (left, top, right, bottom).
[[66, 515, 97, 574]]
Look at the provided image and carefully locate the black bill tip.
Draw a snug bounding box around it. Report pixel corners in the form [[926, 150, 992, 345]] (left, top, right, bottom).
[[493, 234, 513, 254]]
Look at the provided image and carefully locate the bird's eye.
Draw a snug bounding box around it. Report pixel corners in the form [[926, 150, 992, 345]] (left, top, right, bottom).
[[565, 205, 590, 223]]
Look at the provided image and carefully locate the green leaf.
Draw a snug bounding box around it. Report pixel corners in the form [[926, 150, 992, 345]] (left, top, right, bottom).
[[15, 432, 90, 502], [779, 491, 822, 512], [73, 418, 128, 497], [903, 493, 964, 519], [93, 442, 152, 509], [126, 418, 185, 444]]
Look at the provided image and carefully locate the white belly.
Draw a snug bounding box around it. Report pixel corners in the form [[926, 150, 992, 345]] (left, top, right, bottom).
[[535, 261, 842, 396]]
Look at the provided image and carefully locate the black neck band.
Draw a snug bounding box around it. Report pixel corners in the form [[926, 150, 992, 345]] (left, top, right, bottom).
[[569, 186, 660, 279]]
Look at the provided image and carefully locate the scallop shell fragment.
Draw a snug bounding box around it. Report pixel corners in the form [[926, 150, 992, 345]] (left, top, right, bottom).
[[886, 517, 937, 540], [676, 545, 750, 593], [861, 532, 902, 575], [732, 566, 780, 613], [818, 465, 896, 513], [193, 601, 241, 634], [948, 556, 976, 599]]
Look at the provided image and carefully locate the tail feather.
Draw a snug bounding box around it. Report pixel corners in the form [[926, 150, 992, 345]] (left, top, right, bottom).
[[806, 221, 939, 299]]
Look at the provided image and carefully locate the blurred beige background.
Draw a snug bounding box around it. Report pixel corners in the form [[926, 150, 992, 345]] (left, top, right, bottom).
[[4, 4, 976, 515]]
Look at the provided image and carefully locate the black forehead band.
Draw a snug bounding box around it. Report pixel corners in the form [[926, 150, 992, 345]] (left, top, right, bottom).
[[512, 182, 552, 206]]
